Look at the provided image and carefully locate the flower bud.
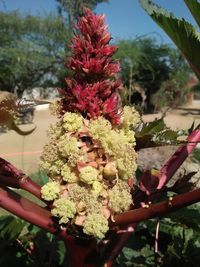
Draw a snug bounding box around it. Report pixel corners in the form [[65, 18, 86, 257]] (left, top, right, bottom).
[[103, 162, 117, 178]]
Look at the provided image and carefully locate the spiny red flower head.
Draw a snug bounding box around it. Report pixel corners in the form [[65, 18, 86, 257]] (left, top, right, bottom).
[[60, 8, 123, 125]]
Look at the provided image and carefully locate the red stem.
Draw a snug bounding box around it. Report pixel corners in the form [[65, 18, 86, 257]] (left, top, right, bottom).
[[111, 188, 200, 226], [99, 224, 137, 267], [0, 157, 41, 199], [157, 130, 200, 189], [64, 236, 98, 267], [0, 186, 58, 234]]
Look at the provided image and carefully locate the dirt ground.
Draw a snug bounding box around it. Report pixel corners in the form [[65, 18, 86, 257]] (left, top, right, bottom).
[[0, 102, 200, 175]]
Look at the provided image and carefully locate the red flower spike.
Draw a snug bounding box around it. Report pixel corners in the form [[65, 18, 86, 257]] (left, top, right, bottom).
[[60, 8, 123, 125]]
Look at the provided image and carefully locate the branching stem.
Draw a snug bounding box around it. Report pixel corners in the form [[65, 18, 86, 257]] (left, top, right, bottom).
[[111, 188, 200, 226], [0, 157, 41, 199]]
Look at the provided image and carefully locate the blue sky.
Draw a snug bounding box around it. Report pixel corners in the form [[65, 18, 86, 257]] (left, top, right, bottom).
[[0, 0, 197, 44]]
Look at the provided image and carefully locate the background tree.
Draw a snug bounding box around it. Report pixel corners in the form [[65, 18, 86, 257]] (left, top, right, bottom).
[[0, 1, 109, 97], [115, 37, 190, 111], [0, 11, 68, 96]]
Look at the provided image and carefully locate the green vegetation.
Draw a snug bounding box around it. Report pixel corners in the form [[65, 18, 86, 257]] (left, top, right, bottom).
[[140, 0, 200, 80], [192, 148, 200, 163], [114, 204, 200, 267], [0, 5, 190, 111], [116, 38, 190, 110], [0, 11, 68, 96], [0, 216, 67, 267]]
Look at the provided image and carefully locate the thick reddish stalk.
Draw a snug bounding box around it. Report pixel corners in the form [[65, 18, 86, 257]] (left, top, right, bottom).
[[111, 188, 200, 226], [157, 130, 200, 189], [0, 157, 41, 199], [0, 186, 58, 234], [0, 132, 199, 267], [99, 224, 137, 267], [0, 174, 41, 199], [64, 236, 98, 267]]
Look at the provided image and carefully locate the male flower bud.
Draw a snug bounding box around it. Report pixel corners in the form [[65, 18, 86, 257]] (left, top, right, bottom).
[[103, 162, 118, 179], [76, 201, 86, 214], [41, 181, 60, 201]]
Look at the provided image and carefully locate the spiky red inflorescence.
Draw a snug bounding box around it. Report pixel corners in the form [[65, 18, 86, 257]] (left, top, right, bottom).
[[60, 8, 122, 125]]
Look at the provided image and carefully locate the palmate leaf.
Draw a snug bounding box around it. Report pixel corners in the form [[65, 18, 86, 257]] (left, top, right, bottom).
[[135, 118, 181, 149], [140, 0, 200, 79], [185, 0, 200, 28]]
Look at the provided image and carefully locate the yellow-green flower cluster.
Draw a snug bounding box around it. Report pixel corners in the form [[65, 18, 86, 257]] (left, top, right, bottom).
[[91, 181, 103, 195], [83, 213, 109, 239], [58, 136, 79, 157], [88, 115, 138, 181], [63, 112, 83, 132], [79, 166, 99, 184], [68, 184, 89, 203], [40, 106, 140, 239], [108, 181, 132, 213], [68, 184, 101, 214], [116, 146, 137, 180], [89, 119, 134, 155], [61, 164, 78, 183], [52, 198, 76, 224], [49, 100, 61, 116], [39, 138, 65, 178], [88, 117, 112, 139], [47, 122, 64, 139], [122, 106, 141, 129], [41, 181, 60, 201]]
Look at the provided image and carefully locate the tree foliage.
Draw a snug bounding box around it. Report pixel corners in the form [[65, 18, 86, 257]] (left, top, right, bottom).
[[114, 205, 200, 267], [0, 11, 68, 96], [115, 37, 190, 110]]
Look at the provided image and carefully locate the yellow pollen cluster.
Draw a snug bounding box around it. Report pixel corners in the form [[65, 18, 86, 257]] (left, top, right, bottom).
[[108, 182, 132, 213], [83, 213, 109, 239], [63, 112, 83, 132], [79, 166, 99, 184], [52, 198, 76, 224], [41, 181, 60, 201], [122, 106, 141, 129], [61, 164, 78, 183]]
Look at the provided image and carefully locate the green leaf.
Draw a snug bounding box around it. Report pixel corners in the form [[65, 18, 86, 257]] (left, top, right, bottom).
[[184, 0, 200, 28], [0, 216, 26, 239], [139, 118, 165, 135], [136, 118, 181, 149], [166, 205, 200, 230], [140, 0, 200, 79]]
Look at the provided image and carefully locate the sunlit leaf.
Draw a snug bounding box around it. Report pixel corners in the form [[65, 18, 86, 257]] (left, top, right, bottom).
[[184, 0, 200, 28], [140, 0, 200, 79], [136, 118, 181, 149]]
